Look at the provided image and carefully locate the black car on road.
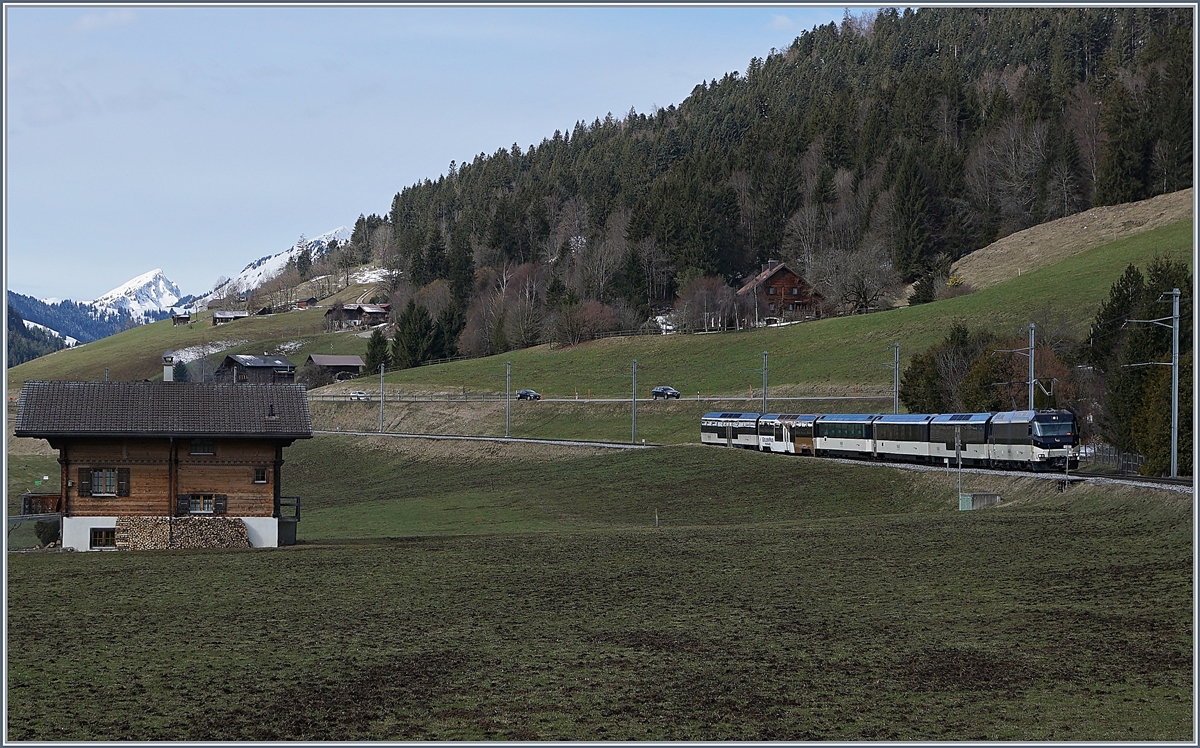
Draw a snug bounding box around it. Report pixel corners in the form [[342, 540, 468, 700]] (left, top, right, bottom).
[[651, 386, 681, 400], [516, 389, 541, 400]]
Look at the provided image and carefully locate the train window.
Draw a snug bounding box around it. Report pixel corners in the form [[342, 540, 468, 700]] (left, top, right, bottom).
[[775, 425, 784, 440], [1033, 421, 1073, 437]]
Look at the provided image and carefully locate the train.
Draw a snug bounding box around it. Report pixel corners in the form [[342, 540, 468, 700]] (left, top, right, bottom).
[[700, 409, 1080, 471]]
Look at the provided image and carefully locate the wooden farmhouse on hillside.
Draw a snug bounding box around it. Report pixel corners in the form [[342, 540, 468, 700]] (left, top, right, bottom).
[[214, 354, 297, 384], [13, 380, 312, 551], [735, 261, 823, 325], [212, 310, 251, 325], [304, 354, 365, 380], [324, 303, 390, 329]]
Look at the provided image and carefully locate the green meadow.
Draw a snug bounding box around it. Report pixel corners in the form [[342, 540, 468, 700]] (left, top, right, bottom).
[[7, 441, 1192, 740]]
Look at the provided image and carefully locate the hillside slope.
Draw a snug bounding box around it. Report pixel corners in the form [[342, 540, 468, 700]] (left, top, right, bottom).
[[952, 188, 1193, 291], [9, 212, 1192, 400]]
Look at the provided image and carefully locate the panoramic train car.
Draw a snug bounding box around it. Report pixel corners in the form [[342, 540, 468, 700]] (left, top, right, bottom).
[[872, 413, 936, 461], [990, 409, 1079, 470], [699, 408, 1079, 471], [755, 414, 819, 454], [813, 414, 877, 457], [700, 412, 762, 449], [929, 412, 992, 466]]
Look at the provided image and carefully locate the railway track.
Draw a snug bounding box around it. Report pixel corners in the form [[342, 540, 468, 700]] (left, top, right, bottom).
[[312, 430, 1192, 494]]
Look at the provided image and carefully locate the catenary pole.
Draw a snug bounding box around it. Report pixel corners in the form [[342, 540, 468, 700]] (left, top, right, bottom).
[[1028, 323, 1035, 410], [506, 362, 511, 438], [892, 342, 900, 414], [379, 363, 385, 432], [762, 351, 768, 414], [632, 359, 637, 444], [1171, 288, 1179, 478]]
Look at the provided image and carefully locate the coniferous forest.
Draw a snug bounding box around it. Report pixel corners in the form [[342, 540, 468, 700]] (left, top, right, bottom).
[[345, 8, 1192, 359]]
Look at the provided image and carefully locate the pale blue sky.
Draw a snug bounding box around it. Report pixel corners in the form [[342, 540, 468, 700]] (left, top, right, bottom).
[[5, 4, 848, 301]]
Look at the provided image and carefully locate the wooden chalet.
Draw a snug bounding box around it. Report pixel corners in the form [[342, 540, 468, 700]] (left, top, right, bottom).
[[296, 297, 318, 309], [735, 261, 823, 325], [212, 310, 251, 325], [324, 303, 390, 329], [304, 354, 365, 380], [171, 313, 191, 326], [214, 354, 297, 384], [13, 380, 312, 551]]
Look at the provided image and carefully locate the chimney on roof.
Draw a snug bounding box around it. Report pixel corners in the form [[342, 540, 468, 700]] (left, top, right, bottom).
[[768, 259, 779, 270], [163, 352, 175, 382]]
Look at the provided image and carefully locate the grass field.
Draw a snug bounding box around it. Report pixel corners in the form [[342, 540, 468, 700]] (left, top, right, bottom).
[[7, 441, 1192, 740], [306, 395, 894, 444]]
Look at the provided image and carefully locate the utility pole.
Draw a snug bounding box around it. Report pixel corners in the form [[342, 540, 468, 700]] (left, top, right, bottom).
[[1170, 288, 1179, 479], [379, 363, 385, 433], [505, 361, 511, 438], [1124, 289, 1182, 478], [632, 359, 637, 444], [994, 323, 1037, 410], [956, 425, 964, 502], [1027, 322, 1035, 410], [890, 342, 900, 414], [761, 351, 768, 414]]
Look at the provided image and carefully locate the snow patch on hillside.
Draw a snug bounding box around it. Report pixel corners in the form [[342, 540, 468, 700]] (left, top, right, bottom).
[[23, 320, 79, 346], [170, 340, 248, 363]]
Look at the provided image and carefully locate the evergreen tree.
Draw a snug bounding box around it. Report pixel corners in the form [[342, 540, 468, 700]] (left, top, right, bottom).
[[172, 361, 189, 382], [1093, 83, 1152, 206], [390, 300, 436, 369], [364, 328, 390, 373], [891, 152, 933, 281], [432, 303, 466, 360]]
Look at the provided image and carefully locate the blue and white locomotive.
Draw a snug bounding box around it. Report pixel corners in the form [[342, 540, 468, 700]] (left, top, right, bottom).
[[700, 409, 1079, 471]]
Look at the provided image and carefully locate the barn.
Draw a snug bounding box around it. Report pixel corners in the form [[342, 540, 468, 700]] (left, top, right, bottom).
[[215, 354, 297, 384], [13, 380, 312, 551]]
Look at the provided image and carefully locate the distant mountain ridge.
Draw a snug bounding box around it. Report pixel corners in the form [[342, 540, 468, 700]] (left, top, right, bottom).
[[191, 227, 350, 310], [9, 227, 350, 348]]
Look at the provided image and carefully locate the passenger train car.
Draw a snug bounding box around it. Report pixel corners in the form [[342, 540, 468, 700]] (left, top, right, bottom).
[[700, 409, 1079, 471]]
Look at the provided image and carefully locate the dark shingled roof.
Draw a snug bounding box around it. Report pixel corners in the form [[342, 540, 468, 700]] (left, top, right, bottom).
[[306, 354, 365, 368], [14, 381, 312, 440], [223, 354, 296, 369]]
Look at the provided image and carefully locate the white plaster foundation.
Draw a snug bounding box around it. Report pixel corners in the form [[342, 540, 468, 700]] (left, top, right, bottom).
[[62, 516, 279, 550]]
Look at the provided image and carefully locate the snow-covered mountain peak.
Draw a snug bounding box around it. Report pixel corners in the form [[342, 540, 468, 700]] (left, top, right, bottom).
[[190, 226, 352, 311], [90, 268, 183, 318]]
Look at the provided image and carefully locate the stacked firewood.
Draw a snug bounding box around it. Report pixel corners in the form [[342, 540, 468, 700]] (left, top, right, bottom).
[[116, 516, 251, 550]]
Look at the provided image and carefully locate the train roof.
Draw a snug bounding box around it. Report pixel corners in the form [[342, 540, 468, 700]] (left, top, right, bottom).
[[929, 412, 993, 424], [874, 413, 935, 423], [760, 413, 818, 422], [701, 412, 761, 420], [816, 413, 878, 423], [990, 410, 1038, 424]]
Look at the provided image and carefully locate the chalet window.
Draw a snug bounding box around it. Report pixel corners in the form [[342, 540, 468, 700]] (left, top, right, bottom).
[[90, 528, 116, 549], [80, 468, 129, 497], [180, 494, 227, 515], [767, 287, 776, 294], [190, 439, 215, 455], [254, 468, 268, 484], [790, 287, 798, 295]]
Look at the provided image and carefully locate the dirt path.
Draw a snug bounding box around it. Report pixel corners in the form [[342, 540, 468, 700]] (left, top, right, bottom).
[[952, 188, 1193, 291]]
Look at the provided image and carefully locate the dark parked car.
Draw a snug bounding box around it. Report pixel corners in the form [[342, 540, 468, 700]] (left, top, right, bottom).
[[651, 386, 681, 400], [516, 389, 541, 401]]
